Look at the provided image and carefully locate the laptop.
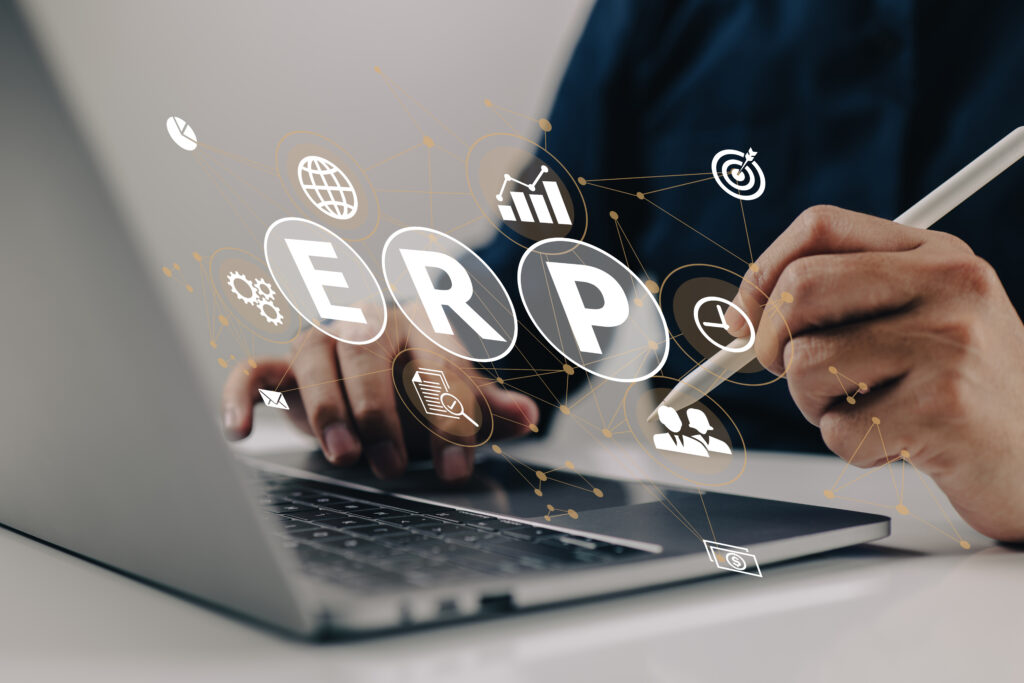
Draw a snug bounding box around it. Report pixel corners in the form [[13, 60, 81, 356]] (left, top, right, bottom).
[[0, 2, 889, 638]]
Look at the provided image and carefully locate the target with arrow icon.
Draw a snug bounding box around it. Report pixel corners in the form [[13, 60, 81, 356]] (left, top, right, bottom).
[[711, 147, 766, 201]]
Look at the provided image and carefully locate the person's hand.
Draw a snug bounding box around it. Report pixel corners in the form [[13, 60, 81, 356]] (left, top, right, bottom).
[[220, 306, 539, 482], [729, 205, 1024, 542]]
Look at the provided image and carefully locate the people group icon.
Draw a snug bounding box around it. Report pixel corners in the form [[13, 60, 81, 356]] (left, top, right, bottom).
[[653, 405, 732, 458]]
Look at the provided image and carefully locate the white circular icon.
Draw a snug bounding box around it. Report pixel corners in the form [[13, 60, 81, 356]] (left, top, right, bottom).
[[382, 227, 518, 363], [264, 217, 387, 346], [711, 148, 765, 201], [165, 115, 198, 152], [297, 155, 359, 220], [693, 296, 754, 352], [725, 552, 748, 570], [518, 238, 669, 383]]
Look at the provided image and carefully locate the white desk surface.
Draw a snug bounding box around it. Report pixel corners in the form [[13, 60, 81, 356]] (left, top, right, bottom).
[[2, 416, 1018, 682]]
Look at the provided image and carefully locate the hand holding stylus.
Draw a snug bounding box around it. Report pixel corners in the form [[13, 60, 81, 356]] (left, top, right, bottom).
[[649, 129, 1024, 542], [723, 204, 1024, 542]]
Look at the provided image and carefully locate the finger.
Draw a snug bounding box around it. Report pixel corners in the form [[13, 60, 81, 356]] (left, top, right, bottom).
[[727, 206, 928, 334], [482, 381, 541, 440], [755, 238, 982, 375], [404, 350, 481, 482], [754, 250, 925, 375], [337, 343, 408, 479], [815, 351, 972, 471], [779, 318, 917, 426], [221, 358, 295, 440], [290, 332, 361, 466], [817, 383, 924, 470]]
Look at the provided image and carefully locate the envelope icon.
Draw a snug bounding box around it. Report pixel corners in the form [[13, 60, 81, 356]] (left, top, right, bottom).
[[258, 388, 290, 411]]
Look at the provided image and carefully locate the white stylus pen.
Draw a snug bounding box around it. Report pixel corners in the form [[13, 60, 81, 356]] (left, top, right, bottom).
[[648, 126, 1024, 422]]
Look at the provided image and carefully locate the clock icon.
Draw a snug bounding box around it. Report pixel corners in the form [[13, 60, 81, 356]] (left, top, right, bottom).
[[692, 296, 755, 353]]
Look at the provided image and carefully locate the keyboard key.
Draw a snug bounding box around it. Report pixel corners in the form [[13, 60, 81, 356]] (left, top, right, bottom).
[[292, 527, 351, 543], [322, 536, 399, 559], [380, 514, 432, 527], [284, 490, 345, 504], [285, 509, 352, 522], [430, 510, 493, 524], [321, 501, 379, 514], [441, 529, 498, 545], [356, 525, 414, 540], [278, 519, 317, 533], [376, 531, 421, 545], [317, 517, 377, 530], [268, 502, 315, 515], [354, 508, 409, 520], [409, 521, 456, 536], [466, 518, 528, 533]]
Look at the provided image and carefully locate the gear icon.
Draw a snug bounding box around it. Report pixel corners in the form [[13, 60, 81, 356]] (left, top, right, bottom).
[[258, 299, 284, 326], [226, 271, 259, 306], [253, 278, 276, 302]]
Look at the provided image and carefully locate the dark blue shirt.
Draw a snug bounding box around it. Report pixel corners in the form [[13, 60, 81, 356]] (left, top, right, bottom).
[[478, 0, 1024, 451]]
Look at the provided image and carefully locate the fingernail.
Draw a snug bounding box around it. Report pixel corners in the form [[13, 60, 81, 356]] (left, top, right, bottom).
[[722, 305, 747, 336], [366, 441, 403, 478], [223, 405, 242, 434], [323, 423, 360, 464], [439, 446, 474, 481], [523, 399, 540, 428]]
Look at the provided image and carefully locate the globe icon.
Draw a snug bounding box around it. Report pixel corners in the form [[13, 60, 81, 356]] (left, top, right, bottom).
[[297, 155, 359, 221]]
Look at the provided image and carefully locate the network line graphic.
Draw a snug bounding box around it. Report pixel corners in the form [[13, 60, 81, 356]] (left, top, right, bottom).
[[821, 368, 971, 549], [579, 164, 761, 271], [159, 65, 971, 554], [154, 68, 765, 548]]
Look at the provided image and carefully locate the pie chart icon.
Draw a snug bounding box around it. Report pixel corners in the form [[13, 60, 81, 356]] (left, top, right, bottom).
[[166, 115, 198, 152]]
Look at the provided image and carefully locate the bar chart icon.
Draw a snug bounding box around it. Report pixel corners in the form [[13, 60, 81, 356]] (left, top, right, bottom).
[[495, 165, 572, 226]]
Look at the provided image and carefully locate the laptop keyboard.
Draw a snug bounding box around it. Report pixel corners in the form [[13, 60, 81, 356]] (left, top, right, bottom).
[[257, 473, 653, 591]]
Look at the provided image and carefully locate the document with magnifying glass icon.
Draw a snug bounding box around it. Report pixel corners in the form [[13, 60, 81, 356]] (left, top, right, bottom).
[[410, 368, 478, 427]]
